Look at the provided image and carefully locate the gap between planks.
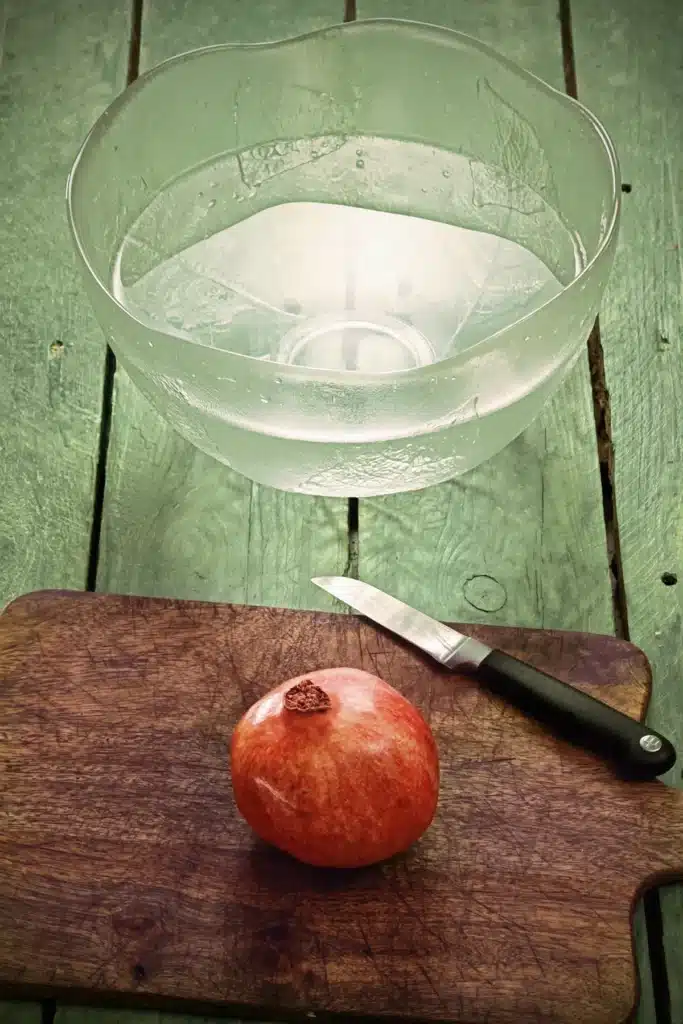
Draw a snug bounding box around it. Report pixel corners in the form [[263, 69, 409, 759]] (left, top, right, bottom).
[[558, 0, 630, 643], [343, 0, 358, 576], [85, 0, 144, 594]]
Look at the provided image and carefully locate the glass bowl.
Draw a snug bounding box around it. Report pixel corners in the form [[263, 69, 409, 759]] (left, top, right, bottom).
[[67, 19, 619, 496]]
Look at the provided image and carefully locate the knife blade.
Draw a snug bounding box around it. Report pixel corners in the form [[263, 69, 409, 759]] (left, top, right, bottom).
[[312, 576, 676, 780]]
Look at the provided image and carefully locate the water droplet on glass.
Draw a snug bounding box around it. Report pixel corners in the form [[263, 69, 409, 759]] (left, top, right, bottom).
[[274, 377, 283, 385], [442, 169, 451, 178], [356, 148, 364, 157], [356, 158, 365, 169], [260, 396, 269, 404], [208, 199, 216, 208]]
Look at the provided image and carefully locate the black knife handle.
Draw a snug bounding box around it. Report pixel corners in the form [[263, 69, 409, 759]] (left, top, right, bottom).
[[477, 649, 676, 779]]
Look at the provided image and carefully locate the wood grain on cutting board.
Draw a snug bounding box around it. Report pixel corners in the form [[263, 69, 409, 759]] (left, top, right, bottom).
[[2, 592, 683, 1024]]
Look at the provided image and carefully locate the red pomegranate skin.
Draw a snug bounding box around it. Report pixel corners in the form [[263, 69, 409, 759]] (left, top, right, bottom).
[[230, 667, 439, 868]]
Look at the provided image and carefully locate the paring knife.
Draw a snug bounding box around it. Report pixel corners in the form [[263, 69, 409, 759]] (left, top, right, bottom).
[[312, 576, 677, 780]]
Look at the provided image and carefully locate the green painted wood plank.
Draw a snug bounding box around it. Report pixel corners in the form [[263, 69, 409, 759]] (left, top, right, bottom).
[[97, 378, 346, 608], [55, 1012, 275, 1024], [97, 0, 348, 612], [0, 1, 131, 1022], [352, 2, 612, 631], [0, 0, 130, 609], [0, 1002, 41, 1024], [569, 0, 683, 1019], [55, 1014, 156, 1024]]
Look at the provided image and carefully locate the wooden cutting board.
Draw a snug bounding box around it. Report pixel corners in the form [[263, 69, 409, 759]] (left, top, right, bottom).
[[1, 591, 682, 1024]]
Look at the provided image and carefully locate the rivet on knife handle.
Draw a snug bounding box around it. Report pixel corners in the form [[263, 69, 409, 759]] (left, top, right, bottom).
[[474, 649, 677, 780]]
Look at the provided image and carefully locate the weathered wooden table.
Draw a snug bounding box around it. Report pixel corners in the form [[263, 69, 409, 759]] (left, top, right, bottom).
[[1, 0, 680, 1022]]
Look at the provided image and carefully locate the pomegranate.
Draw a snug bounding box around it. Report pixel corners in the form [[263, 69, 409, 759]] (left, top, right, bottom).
[[230, 667, 439, 867]]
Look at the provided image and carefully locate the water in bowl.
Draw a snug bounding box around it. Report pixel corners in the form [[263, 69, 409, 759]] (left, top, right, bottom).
[[111, 134, 583, 492]]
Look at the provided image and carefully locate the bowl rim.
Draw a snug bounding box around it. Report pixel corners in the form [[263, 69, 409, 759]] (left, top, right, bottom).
[[66, 17, 621, 383]]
